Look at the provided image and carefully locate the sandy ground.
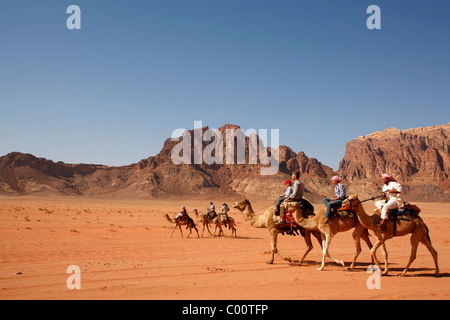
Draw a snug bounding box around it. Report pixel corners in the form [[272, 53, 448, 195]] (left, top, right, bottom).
[[0, 195, 449, 300]]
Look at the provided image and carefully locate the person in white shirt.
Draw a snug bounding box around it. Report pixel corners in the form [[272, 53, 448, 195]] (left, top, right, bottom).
[[375, 174, 403, 226]]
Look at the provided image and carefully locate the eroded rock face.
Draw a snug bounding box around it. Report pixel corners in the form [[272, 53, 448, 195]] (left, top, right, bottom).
[[338, 123, 450, 201], [1, 123, 449, 201]]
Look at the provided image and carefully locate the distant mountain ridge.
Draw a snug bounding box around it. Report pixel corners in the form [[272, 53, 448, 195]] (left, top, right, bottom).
[[1, 123, 449, 201]]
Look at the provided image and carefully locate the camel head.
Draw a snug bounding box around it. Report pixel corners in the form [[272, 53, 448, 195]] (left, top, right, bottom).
[[233, 199, 250, 211], [343, 194, 359, 208]]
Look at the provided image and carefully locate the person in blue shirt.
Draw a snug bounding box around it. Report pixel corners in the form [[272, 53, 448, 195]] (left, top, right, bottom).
[[323, 176, 346, 224]]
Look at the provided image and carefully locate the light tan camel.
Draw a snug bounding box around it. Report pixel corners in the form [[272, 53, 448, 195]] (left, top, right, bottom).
[[344, 195, 439, 277], [193, 209, 237, 238], [233, 199, 322, 265], [163, 214, 199, 238], [281, 201, 373, 271]]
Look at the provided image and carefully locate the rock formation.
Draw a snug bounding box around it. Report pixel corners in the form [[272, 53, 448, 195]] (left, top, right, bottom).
[[1, 123, 449, 201], [338, 123, 450, 201]]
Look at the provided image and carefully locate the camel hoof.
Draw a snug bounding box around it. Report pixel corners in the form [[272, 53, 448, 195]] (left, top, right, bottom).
[[317, 267, 324, 271], [266, 261, 274, 265], [339, 261, 345, 267]]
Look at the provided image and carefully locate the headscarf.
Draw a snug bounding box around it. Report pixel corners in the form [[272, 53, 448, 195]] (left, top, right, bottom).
[[331, 175, 342, 182], [382, 174, 397, 182]]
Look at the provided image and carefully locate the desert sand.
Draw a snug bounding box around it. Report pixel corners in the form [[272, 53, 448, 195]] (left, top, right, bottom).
[[0, 195, 449, 300]]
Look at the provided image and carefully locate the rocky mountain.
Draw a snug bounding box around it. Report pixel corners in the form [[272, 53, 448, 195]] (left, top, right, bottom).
[[1, 123, 449, 202], [338, 123, 450, 201], [0, 124, 335, 202]]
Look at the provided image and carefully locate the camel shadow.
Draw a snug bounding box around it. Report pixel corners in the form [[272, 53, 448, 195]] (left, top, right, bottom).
[[385, 267, 447, 278]]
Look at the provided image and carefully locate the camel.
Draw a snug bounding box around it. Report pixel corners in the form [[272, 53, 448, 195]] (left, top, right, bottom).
[[344, 195, 439, 277], [281, 201, 373, 271], [193, 209, 237, 238], [233, 199, 322, 265], [163, 213, 199, 238]]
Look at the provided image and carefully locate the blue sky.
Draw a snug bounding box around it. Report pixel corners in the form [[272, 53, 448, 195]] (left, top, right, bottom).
[[1, 0, 449, 170]]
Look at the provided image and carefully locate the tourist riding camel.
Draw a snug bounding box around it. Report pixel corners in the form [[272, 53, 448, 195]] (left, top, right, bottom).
[[375, 174, 403, 228], [274, 179, 293, 214], [344, 194, 439, 276], [233, 199, 322, 265], [323, 176, 347, 224], [275, 170, 304, 222]]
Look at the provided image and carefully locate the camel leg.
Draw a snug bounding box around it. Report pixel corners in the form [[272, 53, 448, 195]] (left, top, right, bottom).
[[380, 242, 388, 275], [201, 224, 206, 237], [317, 233, 328, 271], [178, 225, 184, 238], [219, 226, 225, 237], [205, 224, 212, 237], [170, 225, 178, 238], [211, 225, 218, 238], [230, 226, 236, 238], [267, 230, 291, 264], [370, 240, 383, 270], [324, 235, 345, 268], [371, 239, 388, 275], [400, 232, 422, 277], [349, 231, 362, 270], [419, 231, 439, 276], [350, 227, 373, 270], [361, 229, 374, 265], [298, 230, 314, 265], [194, 226, 200, 238]]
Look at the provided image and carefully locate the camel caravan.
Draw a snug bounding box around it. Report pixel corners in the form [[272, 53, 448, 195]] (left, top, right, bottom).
[[164, 170, 439, 277], [164, 202, 237, 239]]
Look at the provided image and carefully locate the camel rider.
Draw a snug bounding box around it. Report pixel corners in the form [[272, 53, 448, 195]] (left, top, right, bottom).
[[323, 176, 347, 224], [219, 203, 230, 222], [274, 179, 293, 215], [175, 205, 188, 221], [375, 174, 403, 227], [275, 171, 304, 225], [207, 202, 217, 219], [283, 171, 304, 204]]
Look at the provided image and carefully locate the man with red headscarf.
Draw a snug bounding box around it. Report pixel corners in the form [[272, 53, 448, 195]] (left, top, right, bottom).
[[375, 174, 403, 227]]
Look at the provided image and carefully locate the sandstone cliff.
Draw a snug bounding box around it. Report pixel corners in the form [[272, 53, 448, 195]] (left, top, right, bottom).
[[0, 124, 334, 202], [1, 123, 449, 202], [338, 123, 450, 201]]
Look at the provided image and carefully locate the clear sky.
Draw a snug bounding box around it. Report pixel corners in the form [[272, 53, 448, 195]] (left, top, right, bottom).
[[1, 0, 449, 170]]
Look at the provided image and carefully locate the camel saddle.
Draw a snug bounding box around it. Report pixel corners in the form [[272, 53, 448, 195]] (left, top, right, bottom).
[[330, 203, 356, 219], [387, 202, 421, 221], [277, 211, 304, 237]]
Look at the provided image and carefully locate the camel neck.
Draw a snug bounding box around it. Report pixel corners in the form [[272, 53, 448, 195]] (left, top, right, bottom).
[[296, 214, 319, 230], [242, 205, 266, 228], [353, 202, 376, 230]]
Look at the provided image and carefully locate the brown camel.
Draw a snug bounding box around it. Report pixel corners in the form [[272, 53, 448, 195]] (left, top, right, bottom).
[[163, 213, 199, 238], [193, 209, 237, 238], [344, 195, 439, 276], [281, 201, 373, 271], [233, 199, 322, 265]]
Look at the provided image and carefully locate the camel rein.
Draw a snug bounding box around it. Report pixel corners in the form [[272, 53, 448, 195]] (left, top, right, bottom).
[[348, 195, 384, 209]]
